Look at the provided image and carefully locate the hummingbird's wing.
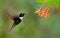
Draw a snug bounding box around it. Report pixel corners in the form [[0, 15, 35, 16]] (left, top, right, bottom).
[[7, 9, 19, 20]]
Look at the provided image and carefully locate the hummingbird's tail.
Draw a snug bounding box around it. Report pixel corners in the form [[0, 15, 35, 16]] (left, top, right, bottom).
[[9, 23, 16, 32]]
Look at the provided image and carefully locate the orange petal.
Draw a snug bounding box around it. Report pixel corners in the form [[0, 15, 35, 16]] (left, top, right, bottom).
[[35, 2, 45, 16], [41, 12, 50, 18], [44, 13, 50, 18], [41, 7, 50, 18], [43, 7, 49, 13], [35, 9, 42, 16]]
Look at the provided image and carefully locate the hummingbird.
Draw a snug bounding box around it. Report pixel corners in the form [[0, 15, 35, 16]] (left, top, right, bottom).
[[5, 9, 25, 31], [9, 13, 25, 31]]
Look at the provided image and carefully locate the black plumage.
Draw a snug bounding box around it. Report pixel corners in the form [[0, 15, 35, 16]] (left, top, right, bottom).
[[9, 13, 25, 31]]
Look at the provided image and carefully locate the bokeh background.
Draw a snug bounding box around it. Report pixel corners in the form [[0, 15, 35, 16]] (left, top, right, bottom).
[[0, 0, 60, 38]]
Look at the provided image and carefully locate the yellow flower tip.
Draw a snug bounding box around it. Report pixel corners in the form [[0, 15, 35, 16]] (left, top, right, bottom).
[[35, 11, 38, 13], [35, 9, 42, 16]]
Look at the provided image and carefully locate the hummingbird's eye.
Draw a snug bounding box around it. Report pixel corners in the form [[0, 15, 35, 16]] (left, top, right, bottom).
[[19, 13, 25, 17]]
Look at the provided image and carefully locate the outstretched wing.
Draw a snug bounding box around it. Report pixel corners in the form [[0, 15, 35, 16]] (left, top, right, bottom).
[[7, 9, 19, 20]]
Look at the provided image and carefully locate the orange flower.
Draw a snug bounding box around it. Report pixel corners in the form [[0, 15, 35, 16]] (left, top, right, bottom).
[[35, 3, 45, 16], [35, 2, 50, 18], [41, 7, 50, 18]]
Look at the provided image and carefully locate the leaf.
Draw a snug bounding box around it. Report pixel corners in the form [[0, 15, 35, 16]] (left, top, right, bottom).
[[36, 0, 45, 3], [37, 0, 60, 7]]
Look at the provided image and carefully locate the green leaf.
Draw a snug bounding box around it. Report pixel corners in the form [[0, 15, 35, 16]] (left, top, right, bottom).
[[37, 0, 60, 7], [37, 0, 45, 3]]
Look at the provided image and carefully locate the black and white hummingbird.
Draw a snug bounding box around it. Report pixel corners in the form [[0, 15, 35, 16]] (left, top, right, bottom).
[[9, 13, 25, 31], [6, 9, 25, 31]]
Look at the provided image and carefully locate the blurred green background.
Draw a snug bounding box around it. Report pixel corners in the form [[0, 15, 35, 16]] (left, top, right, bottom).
[[0, 0, 60, 38]]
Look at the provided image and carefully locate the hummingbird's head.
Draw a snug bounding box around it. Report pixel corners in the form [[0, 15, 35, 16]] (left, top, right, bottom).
[[19, 13, 25, 20], [19, 13, 25, 17]]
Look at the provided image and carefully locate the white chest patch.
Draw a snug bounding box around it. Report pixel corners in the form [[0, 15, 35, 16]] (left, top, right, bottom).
[[19, 17, 23, 20]]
